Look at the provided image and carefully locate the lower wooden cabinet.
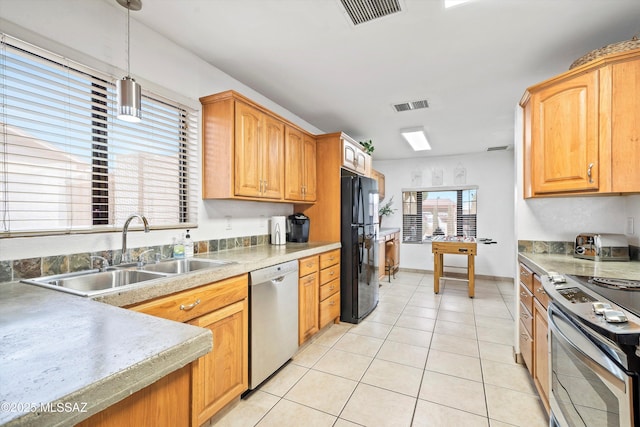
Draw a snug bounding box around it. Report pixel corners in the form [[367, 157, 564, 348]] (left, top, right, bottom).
[[76, 365, 191, 427], [298, 255, 319, 345], [319, 249, 340, 328], [189, 298, 248, 426], [518, 262, 550, 414], [128, 274, 249, 426]]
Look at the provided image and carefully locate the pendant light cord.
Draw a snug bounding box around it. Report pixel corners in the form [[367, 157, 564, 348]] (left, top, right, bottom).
[[127, 1, 131, 78]]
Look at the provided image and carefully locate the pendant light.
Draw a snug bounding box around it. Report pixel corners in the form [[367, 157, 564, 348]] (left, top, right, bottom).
[[116, 0, 142, 122]]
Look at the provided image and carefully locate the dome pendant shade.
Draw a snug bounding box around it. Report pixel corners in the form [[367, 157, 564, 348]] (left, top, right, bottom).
[[116, 76, 142, 122]]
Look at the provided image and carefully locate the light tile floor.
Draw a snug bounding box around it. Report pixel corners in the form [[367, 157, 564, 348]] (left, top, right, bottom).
[[210, 272, 549, 427]]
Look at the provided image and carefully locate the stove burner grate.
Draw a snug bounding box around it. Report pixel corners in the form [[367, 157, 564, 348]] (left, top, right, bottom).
[[589, 277, 640, 290]]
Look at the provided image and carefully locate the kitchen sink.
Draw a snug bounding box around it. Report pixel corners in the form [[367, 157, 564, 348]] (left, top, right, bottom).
[[21, 257, 234, 297], [21, 269, 168, 297], [139, 258, 232, 274]]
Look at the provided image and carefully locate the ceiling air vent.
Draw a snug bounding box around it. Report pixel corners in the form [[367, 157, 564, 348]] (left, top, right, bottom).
[[392, 99, 430, 112], [339, 0, 402, 26], [487, 145, 510, 151]]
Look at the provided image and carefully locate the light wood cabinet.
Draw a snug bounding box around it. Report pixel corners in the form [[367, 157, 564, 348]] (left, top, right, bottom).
[[518, 262, 550, 414], [189, 298, 248, 426], [298, 255, 319, 345], [378, 231, 400, 281], [371, 169, 385, 201], [285, 126, 317, 202], [528, 71, 600, 194], [234, 102, 284, 199], [294, 132, 370, 242], [522, 49, 640, 197], [200, 90, 317, 203], [76, 365, 190, 427], [319, 249, 341, 328], [128, 274, 249, 426]]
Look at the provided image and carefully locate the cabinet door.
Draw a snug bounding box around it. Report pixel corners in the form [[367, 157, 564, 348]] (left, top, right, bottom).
[[298, 272, 319, 345], [284, 127, 304, 200], [190, 299, 249, 426], [342, 138, 367, 175], [533, 299, 550, 411], [519, 319, 533, 376], [611, 60, 640, 192], [531, 71, 600, 194], [303, 134, 317, 201], [261, 114, 285, 199], [234, 102, 262, 197]]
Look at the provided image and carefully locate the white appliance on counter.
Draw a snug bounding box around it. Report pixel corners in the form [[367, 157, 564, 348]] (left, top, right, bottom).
[[270, 216, 286, 245]]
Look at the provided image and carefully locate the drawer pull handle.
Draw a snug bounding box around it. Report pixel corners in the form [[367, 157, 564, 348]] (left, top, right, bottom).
[[329, 285, 335, 290], [520, 333, 529, 340], [521, 312, 529, 319], [521, 271, 530, 278], [329, 300, 335, 306], [536, 287, 546, 294], [306, 263, 313, 267], [329, 271, 335, 276], [180, 299, 201, 311], [458, 248, 468, 253], [520, 291, 527, 297]]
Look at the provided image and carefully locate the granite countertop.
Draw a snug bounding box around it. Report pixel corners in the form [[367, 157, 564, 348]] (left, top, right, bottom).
[[379, 228, 400, 238], [518, 252, 640, 280], [94, 241, 341, 307], [0, 241, 340, 426], [0, 283, 212, 427]]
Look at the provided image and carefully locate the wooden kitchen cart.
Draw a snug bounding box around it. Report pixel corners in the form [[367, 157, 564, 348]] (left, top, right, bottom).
[[431, 238, 477, 298]]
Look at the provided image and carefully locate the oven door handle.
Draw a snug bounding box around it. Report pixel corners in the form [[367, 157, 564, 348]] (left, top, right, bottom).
[[548, 303, 627, 393]]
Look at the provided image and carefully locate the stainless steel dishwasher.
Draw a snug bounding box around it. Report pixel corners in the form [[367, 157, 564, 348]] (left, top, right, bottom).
[[248, 260, 299, 389]]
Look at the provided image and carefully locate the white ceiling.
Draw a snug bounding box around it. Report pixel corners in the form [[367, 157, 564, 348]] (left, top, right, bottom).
[[128, 0, 640, 160]]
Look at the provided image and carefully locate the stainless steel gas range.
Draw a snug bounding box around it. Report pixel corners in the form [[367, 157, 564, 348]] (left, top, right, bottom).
[[542, 273, 640, 427]]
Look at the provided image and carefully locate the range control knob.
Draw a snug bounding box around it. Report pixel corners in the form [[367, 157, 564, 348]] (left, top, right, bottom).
[[592, 302, 612, 315]]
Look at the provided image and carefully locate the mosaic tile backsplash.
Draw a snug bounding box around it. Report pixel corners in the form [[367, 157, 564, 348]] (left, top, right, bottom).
[[0, 234, 270, 284], [518, 240, 640, 260]]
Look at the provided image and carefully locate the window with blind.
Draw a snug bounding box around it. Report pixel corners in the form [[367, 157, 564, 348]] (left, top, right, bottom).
[[1, 35, 198, 236], [401, 186, 477, 243]]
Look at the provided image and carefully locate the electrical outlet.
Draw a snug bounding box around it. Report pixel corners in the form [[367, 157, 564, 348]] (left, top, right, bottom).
[[225, 216, 232, 231], [627, 217, 635, 235]]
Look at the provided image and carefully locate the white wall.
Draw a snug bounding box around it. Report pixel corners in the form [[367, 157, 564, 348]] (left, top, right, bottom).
[[0, 0, 324, 261], [374, 149, 516, 278]]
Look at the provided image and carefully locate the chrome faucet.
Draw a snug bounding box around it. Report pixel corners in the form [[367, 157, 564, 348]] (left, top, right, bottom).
[[90, 255, 110, 272], [121, 214, 150, 264], [137, 249, 157, 267]]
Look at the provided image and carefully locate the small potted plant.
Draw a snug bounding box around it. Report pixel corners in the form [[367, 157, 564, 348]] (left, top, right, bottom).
[[378, 196, 396, 227], [360, 139, 374, 155]]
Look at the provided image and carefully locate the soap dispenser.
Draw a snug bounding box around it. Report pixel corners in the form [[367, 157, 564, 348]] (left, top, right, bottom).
[[184, 230, 194, 258]]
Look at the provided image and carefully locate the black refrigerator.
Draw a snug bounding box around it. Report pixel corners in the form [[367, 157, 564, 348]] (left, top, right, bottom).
[[340, 175, 379, 324]]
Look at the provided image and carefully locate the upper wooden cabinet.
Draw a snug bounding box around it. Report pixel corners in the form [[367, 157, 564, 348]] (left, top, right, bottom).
[[200, 90, 316, 203], [284, 126, 317, 202], [234, 102, 284, 199], [521, 49, 640, 197], [371, 169, 385, 200]]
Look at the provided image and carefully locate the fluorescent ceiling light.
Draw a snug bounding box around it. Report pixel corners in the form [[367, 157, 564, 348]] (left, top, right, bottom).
[[401, 128, 431, 151], [445, 0, 472, 8]]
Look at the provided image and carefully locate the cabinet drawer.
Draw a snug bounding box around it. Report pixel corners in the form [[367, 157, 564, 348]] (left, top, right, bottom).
[[519, 301, 533, 336], [129, 274, 248, 323], [320, 278, 340, 301], [319, 291, 340, 328], [533, 275, 549, 309], [519, 263, 534, 292], [519, 319, 533, 375], [320, 264, 340, 285], [519, 283, 534, 314], [319, 249, 340, 269], [299, 255, 319, 277]]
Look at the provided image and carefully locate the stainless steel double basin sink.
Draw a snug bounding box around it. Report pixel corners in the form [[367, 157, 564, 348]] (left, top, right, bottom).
[[21, 258, 233, 297]]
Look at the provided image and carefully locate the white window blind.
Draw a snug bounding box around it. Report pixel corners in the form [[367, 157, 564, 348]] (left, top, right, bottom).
[[401, 186, 477, 243], [1, 35, 198, 236]]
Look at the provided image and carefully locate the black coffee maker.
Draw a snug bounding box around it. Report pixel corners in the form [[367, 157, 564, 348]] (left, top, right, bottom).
[[286, 213, 310, 243]]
